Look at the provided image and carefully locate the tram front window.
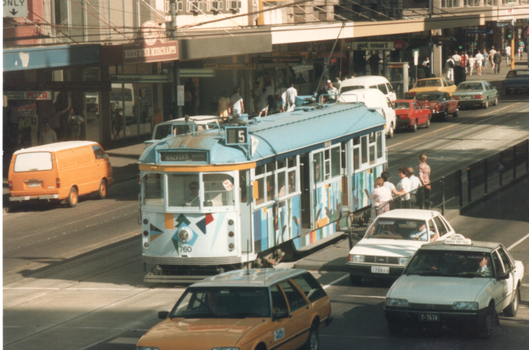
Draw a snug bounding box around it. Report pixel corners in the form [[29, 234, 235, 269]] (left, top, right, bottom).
[[168, 174, 200, 207], [144, 173, 163, 206], [203, 174, 234, 207]]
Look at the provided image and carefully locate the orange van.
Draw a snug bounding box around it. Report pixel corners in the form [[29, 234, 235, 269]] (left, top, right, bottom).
[[8, 141, 112, 207]]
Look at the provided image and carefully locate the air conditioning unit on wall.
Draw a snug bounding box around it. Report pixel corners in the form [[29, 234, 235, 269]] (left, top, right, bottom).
[[227, 0, 241, 13]]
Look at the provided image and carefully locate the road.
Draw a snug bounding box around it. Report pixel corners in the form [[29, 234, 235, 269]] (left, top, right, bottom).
[[3, 96, 529, 349]]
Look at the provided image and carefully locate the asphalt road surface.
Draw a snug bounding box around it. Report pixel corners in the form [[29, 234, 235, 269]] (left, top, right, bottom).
[[3, 96, 529, 350]]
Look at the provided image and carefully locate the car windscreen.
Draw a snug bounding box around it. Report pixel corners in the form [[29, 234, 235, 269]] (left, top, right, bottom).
[[394, 102, 410, 110], [14, 152, 53, 172], [456, 83, 482, 91], [170, 287, 271, 318], [405, 250, 494, 278], [364, 218, 432, 241], [416, 93, 442, 101]]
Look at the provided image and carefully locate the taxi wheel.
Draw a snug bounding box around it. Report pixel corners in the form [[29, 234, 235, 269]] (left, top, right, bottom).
[[304, 324, 319, 350], [67, 187, 78, 208], [97, 179, 107, 199], [478, 304, 496, 339], [504, 287, 520, 317]]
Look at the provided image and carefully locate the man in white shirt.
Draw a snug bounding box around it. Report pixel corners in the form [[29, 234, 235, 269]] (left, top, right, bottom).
[[505, 45, 511, 65], [381, 171, 396, 197], [410, 223, 437, 241], [230, 86, 244, 117], [452, 51, 461, 66], [286, 83, 297, 112], [407, 167, 422, 208], [393, 167, 411, 208], [488, 46, 497, 71], [475, 50, 484, 76]]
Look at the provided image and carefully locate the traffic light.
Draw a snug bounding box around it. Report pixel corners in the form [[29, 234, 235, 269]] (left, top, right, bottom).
[[505, 26, 513, 40]]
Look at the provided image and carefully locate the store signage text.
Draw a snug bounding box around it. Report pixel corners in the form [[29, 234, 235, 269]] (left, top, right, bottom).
[[351, 42, 396, 50], [4, 91, 52, 100], [123, 40, 178, 65]]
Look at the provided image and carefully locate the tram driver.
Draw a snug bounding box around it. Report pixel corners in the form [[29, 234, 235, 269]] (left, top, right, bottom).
[[186, 182, 200, 206]]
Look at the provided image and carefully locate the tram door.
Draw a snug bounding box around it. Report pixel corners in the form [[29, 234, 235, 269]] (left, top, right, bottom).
[[300, 153, 311, 230], [239, 170, 252, 253]]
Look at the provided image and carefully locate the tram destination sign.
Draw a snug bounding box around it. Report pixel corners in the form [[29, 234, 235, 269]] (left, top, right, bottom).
[[160, 151, 208, 162]]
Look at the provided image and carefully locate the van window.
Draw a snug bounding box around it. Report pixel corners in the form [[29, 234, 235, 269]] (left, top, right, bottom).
[[377, 83, 388, 95], [92, 145, 105, 159], [341, 85, 364, 93], [14, 152, 53, 172]]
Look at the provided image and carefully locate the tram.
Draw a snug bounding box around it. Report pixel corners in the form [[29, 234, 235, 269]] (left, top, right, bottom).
[[138, 97, 388, 282]]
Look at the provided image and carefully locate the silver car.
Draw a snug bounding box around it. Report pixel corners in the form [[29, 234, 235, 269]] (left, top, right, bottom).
[[452, 81, 498, 109]]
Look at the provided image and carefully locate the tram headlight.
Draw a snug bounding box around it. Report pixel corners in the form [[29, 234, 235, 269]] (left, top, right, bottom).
[[178, 227, 192, 243], [228, 243, 235, 250]]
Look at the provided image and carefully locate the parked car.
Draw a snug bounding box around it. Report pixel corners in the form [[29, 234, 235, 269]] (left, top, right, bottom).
[[8, 141, 112, 207], [393, 100, 431, 132], [339, 75, 397, 101], [502, 68, 529, 95], [407, 78, 457, 98], [346, 209, 455, 285], [452, 81, 498, 109], [385, 234, 524, 338], [136, 268, 333, 350], [415, 91, 459, 121]]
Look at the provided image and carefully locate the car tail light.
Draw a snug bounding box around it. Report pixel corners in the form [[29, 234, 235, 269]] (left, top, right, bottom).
[[56, 178, 61, 188], [408, 92, 416, 97], [348, 254, 352, 262], [453, 96, 460, 100], [8, 181, 13, 191], [473, 94, 483, 99]]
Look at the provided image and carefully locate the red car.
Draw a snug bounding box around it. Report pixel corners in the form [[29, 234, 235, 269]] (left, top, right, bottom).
[[414, 91, 459, 121], [394, 100, 431, 132]]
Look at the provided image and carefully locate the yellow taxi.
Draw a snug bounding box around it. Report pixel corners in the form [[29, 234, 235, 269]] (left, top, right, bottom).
[[136, 268, 333, 350], [407, 77, 457, 98]]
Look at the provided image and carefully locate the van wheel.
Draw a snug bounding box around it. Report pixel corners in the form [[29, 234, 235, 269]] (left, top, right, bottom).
[[97, 179, 107, 199], [67, 187, 78, 207], [388, 125, 394, 138]]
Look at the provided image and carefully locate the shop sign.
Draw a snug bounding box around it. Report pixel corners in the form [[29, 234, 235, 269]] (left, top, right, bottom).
[[46, 81, 111, 91], [204, 63, 256, 70], [4, 91, 52, 100], [123, 40, 178, 65], [110, 75, 172, 83], [351, 42, 396, 50], [466, 29, 491, 35]]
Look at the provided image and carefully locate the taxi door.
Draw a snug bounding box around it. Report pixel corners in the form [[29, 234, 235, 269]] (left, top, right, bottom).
[[266, 283, 310, 350], [496, 248, 517, 310], [491, 250, 510, 311]]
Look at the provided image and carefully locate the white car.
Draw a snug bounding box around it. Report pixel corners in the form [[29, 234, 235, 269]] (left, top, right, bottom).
[[384, 234, 525, 338], [346, 209, 455, 284]]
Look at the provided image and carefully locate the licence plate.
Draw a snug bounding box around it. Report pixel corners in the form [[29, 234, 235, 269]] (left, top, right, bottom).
[[28, 182, 41, 188], [419, 313, 440, 322], [371, 266, 389, 274]]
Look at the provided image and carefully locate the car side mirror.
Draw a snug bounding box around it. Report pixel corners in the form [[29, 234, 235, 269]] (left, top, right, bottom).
[[498, 272, 509, 281], [158, 311, 170, 319], [273, 310, 290, 320]]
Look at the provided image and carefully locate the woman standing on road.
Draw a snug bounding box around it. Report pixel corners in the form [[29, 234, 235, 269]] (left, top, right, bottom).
[[418, 153, 432, 209]]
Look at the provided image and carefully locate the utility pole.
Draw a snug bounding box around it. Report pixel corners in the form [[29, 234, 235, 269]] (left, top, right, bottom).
[[170, 0, 182, 119]]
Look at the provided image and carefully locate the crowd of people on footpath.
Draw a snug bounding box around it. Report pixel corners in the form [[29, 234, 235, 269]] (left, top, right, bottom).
[[39, 105, 85, 145], [365, 153, 433, 215], [445, 40, 525, 80]]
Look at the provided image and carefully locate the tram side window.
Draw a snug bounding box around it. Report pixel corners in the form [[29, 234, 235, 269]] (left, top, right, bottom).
[[369, 132, 376, 165], [313, 153, 323, 184], [168, 174, 200, 207], [377, 131, 383, 159], [314, 145, 341, 184], [361, 136, 368, 164], [204, 174, 234, 207], [352, 137, 360, 171], [143, 173, 164, 206]]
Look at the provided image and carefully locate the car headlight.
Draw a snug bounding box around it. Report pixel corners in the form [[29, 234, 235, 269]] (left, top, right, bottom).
[[136, 347, 160, 350], [452, 302, 478, 310], [386, 298, 409, 307], [398, 257, 409, 265], [351, 255, 364, 263]]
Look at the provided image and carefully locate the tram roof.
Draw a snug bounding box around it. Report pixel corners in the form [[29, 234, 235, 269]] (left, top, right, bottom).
[[139, 102, 385, 166]]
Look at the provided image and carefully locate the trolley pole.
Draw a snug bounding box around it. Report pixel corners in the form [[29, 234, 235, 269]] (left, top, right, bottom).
[[170, 0, 183, 119]]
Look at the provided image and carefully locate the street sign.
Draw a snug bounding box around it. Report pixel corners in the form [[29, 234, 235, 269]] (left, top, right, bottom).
[[3, 0, 28, 18]]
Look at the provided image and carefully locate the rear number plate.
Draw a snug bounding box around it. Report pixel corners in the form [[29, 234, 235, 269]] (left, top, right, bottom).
[[371, 266, 389, 274], [28, 182, 41, 188], [419, 313, 439, 322]]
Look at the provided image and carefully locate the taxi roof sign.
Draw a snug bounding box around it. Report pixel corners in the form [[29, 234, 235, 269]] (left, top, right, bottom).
[[444, 234, 472, 245]]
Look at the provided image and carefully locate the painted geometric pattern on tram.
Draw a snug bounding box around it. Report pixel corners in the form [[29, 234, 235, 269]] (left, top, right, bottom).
[[313, 180, 343, 230], [292, 222, 338, 250], [253, 196, 301, 253], [352, 165, 384, 211], [146, 212, 232, 256]]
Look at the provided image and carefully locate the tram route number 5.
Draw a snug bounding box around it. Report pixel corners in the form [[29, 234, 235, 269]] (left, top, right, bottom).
[[225, 126, 249, 146]]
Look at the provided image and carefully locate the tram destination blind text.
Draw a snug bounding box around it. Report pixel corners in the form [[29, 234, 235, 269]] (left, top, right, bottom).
[[160, 151, 207, 162]]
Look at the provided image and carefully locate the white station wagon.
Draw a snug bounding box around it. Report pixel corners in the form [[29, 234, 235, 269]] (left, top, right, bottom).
[[384, 235, 525, 338], [347, 209, 455, 284]]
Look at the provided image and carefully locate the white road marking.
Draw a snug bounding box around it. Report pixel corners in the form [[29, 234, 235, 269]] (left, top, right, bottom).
[[322, 274, 349, 289], [507, 232, 529, 251], [109, 337, 140, 345]]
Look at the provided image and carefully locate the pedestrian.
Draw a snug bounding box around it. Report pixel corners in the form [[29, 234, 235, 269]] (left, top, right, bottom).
[[68, 108, 84, 140], [258, 87, 268, 117], [518, 40, 525, 59], [452, 51, 461, 67], [365, 177, 392, 215], [493, 51, 502, 74], [286, 83, 297, 112], [368, 51, 380, 75], [217, 91, 231, 119], [418, 153, 432, 209], [381, 171, 396, 199], [446, 56, 455, 81], [488, 46, 497, 71], [280, 85, 288, 113], [422, 57, 431, 78], [393, 167, 411, 209], [468, 54, 475, 76], [275, 84, 287, 113], [111, 103, 123, 139], [460, 52, 468, 74], [153, 108, 163, 126], [324, 80, 338, 102], [483, 50, 488, 70], [407, 167, 422, 208], [230, 86, 245, 117], [39, 122, 57, 145], [475, 50, 484, 76], [505, 45, 511, 65]]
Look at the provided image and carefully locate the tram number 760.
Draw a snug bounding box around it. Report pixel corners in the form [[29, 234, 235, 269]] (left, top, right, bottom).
[[179, 246, 192, 253]]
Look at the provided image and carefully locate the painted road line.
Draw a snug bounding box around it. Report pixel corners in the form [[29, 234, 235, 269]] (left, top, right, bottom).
[[507, 232, 529, 251]]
